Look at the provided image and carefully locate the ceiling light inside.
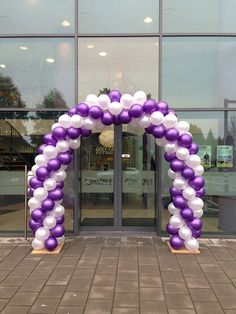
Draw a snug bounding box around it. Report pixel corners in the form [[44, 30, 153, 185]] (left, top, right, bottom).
[[99, 52, 107, 57], [46, 58, 55, 63], [19, 46, 28, 50], [86, 44, 95, 49], [0, 64, 6, 68], [144, 16, 153, 23], [61, 20, 71, 27]]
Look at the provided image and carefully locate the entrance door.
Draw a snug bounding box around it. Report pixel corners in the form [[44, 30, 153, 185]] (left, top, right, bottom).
[[79, 124, 157, 230]]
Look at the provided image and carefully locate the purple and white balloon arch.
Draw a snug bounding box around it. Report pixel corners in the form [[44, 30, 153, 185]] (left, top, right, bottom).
[[28, 90, 205, 252]]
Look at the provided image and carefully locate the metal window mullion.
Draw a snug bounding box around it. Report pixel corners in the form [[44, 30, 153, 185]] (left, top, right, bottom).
[[114, 125, 122, 229]]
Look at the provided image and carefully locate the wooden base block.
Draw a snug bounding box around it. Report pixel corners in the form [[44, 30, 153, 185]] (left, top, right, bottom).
[[167, 242, 200, 254], [31, 244, 63, 255]]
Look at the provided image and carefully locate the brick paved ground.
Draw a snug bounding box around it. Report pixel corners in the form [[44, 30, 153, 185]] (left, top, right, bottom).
[[0, 236, 236, 313]]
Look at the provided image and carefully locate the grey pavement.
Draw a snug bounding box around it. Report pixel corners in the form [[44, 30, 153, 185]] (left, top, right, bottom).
[[0, 236, 235, 313]]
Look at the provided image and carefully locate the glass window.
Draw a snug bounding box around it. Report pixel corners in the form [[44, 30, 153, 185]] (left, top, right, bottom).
[[0, 0, 74, 34], [163, 0, 236, 33], [78, 0, 159, 34], [78, 37, 158, 101], [0, 38, 74, 109], [162, 37, 236, 108], [0, 111, 74, 232], [161, 110, 236, 235]]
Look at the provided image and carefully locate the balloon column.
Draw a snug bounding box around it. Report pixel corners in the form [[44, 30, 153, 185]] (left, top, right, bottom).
[[28, 90, 204, 252]]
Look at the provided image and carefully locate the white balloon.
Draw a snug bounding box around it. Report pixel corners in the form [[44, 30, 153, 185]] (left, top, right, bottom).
[[43, 178, 57, 191], [57, 235, 65, 245], [51, 169, 66, 181], [31, 165, 39, 176], [98, 94, 111, 109], [179, 226, 192, 240], [83, 117, 95, 130], [69, 138, 81, 149], [71, 114, 83, 128], [177, 121, 190, 134], [188, 197, 204, 211], [43, 145, 58, 159], [56, 140, 69, 152], [194, 208, 204, 218], [27, 171, 33, 183], [55, 199, 63, 205], [155, 138, 166, 147], [184, 237, 199, 252], [120, 93, 133, 109], [32, 238, 45, 250], [33, 187, 48, 201], [150, 111, 164, 125], [139, 115, 150, 128], [52, 122, 60, 130], [58, 114, 71, 128], [183, 186, 196, 201], [168, 169, 177, 179], [163, 113, 178, 129], [95, 120, 106, 131], [176, 147, 189, 161], [170, 215, 184, 228], [186, 155, 201, 168], [85, 94, 98, 106], [43, 215, 57, 229], [61, 165, 68, 170], [35, 227, 50, 241], [28, 197, 41, 210], [133, 91, 147, 105], [52, 205, 65, 217], [35, 154, 48, 166], [108, 101, 123, 115], [194, 165, 204, 176], [173, 177, 187, 190], [168, 203, 180, 215], [164, 142, 177, 153]]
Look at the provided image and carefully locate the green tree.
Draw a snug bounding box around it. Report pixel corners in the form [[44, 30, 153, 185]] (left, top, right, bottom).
[[38, 88, 67, 108], [0, 74, 25, 108]]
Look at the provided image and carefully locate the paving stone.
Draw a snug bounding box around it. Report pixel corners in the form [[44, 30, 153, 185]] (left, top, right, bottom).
[[168, 310, 196, 314], [185, 277, 210, 289], [165, 294, 194, 309], [113, 292, 139, 307], [139, 265, 160, 276], [189, 288, 217, 301], [67, 278, 92, 291], [140, 275, 162, 287], [56, 305, 84, 313], [112, 308, 139, 314], [19, 280, 46, 292], [1, 305, 30, 314], [204, 271, 230, 283], [9, 292, 38, 306], [96, 264, 117, 274], [2, 275, 28, 286], [193, 301, 224, 314], [72, 269, 95, 280], [93, 274, 116, 286], [181, 266, 205, 278], [117, 270, 138, 281], [29, 298, 60, 313], [161, 271, 184, 282], [115, 280, 138, 292], [89, 286, 114, 299], [84, 299, 112, 314], [0, 286, 18, 298], [140, 287, 164, 301], [140, 300, 168, 314], [60, 291, 88, 306], [39, 285, 66, 298], [163, 282, 188, 294], [0, 299, 10, 311]]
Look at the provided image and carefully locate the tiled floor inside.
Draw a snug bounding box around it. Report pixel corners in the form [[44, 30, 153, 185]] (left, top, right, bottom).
[[0, 236, 236, 313]]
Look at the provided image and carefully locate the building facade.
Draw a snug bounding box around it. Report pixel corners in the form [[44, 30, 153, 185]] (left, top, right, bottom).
[[0, 0, 236, 236]]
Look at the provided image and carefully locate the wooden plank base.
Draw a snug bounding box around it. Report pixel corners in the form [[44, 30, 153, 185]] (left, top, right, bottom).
[[167, 242, 200, 254], [31, 244, 63, 255]]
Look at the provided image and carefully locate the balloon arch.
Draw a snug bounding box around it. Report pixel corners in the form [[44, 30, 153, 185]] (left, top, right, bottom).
[[28, 90, 205, 253]]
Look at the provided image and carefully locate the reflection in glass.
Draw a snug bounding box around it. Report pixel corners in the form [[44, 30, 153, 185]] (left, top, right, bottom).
[[80, 127, 114, 226], [163, 38, 236, 108], [161, 111, 236, 234], [78, 37, 158, 102], [122, 125, 156, 227], [0, 38, 74, 108]]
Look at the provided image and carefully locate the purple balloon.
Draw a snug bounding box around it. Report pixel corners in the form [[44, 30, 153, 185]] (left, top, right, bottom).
[[56, 181, 64, 189], [152, 125, 166, 138], [109, 90, 121, 102], [52, 126, 67, 140], [189, 143, 199, 154], [165, 128, 179, 142], [29, 177, 43, 189], [38, 144, 46, 154], [76, 103, 89, 117], [45, 236, 58, 251], [57, 152, 72, 165], [56, 215, 65, 224], [178, 133, 192, 148], [156, 101, 169, 115], [170, 159, 185, 172], [101, 111, 114, 125], [48, 188, 64, 201], [188, 217, 203, 231], [29, 218, 42, 231], [113, 116, 121, 125], [173, 195, 187, 209], [68, 107, 77, 116], [80, 126, 92, 137], [169, 186, 182, 197], [89, 106, 102, 119], [145, 124, 154, 134], [192, 230, 201, 238], [130, 104, 143, 118], [180, 207, 194, 221], [36, 166, 50, 181], [50, 224, 65, 237], [168, 110, 177, 116], [31, 208, 45, 222], [28, 188, 34, 197], [164, 152, 176, 162], [196, 188, 205, 198], [41, 198, 55, 212], [118, 110, 132, 124], [143, 99, 157, 114], [170, 235, 184, 250], [189, 176, 205, 190], [47, 159, 61, 172], [181, 167, 195, 180], [43, 133, 57, 146], [67, 127, 81, 140], [166, 223, 179, 235]]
